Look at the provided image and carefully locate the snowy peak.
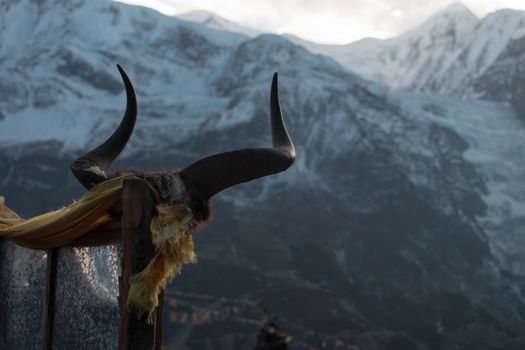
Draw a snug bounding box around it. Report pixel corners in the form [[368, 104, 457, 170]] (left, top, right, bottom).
[[369, 4, 478, 91], [430, 2, 477, 21], [177, 10, 259, 37], [475, 8, 525, 40], [423, 2, 478, 31], [399, 2, 477, 43]]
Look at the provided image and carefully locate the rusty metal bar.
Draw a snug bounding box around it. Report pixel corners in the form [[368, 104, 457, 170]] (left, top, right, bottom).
[[41, 247, 57, 350], [118, 179, 160, 350]]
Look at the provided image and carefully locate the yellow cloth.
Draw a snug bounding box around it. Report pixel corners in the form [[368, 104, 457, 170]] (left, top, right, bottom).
[[0, 174, 138, 248], [0, 174, 197, 322]]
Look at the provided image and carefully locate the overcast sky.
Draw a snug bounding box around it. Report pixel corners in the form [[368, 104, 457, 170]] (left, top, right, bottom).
[[116, 0, 525, 44]]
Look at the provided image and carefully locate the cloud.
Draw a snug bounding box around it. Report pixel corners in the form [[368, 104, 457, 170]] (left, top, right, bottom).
[[116, 0, 525, 44]]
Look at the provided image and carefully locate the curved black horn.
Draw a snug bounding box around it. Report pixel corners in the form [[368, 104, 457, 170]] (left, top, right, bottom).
[[180, 73, 295, 200], [71, 64, 137, 189]]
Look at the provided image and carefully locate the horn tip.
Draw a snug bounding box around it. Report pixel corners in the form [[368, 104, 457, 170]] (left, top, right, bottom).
[[271, 73, 279, 97], [116, 64, 128, 80], [115, 64, 135, 101], [116, 64, 132, 85]]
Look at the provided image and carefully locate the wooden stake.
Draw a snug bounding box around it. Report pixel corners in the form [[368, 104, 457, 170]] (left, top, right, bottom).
[[153, 289, 164, 350], [118, 179, 164, 350], [41, 248, 57, 350]]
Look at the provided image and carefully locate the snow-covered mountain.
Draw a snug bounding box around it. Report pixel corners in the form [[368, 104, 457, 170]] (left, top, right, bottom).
[[1, 1, 525, 349], [0, 0, 249, 151], [286, 3, 525, 102]]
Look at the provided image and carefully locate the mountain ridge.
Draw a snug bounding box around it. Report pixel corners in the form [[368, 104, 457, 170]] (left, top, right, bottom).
[[280, 3, 525, 101]]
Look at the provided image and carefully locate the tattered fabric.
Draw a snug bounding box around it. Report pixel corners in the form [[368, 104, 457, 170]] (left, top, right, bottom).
[[0, 174, 197, 322]]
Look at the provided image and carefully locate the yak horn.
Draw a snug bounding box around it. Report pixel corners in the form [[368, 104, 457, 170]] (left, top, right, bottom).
[[180, 73, 295, 200], [71, 64, 137, 190]]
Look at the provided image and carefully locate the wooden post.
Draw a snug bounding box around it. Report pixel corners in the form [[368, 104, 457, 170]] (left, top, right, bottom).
[[153, 289, 164, 349], [41, 248, 57, 350], [118, 179, 164, 350]]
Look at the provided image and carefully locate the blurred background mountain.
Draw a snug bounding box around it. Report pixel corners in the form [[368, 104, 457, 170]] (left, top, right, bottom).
[[1, 1, 525, 349]]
